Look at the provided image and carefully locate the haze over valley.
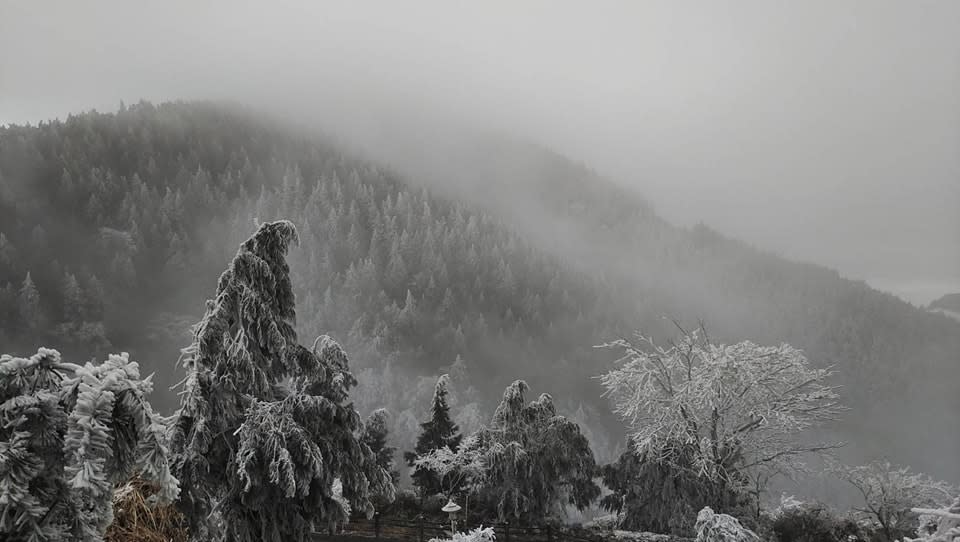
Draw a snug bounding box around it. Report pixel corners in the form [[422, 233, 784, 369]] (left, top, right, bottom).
[[1, 3, 958, 542]]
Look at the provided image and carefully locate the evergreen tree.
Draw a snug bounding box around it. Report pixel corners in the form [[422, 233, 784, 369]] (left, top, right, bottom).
[[18, 271, 41, 330], [361, 409, 399, 507], [169, 220, 393, 542], [62, 271, 84, 322], [601, 442, 748, 536], [405, 375, 462, 496], [0, 233, 17, 275], [472, 380, 600, 522]]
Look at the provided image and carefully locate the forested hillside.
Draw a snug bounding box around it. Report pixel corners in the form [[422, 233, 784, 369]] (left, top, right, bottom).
[[1, 101, 957, 481]]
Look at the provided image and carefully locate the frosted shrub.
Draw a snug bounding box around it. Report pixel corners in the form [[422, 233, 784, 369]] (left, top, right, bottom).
[[0, 347, 178, 542], [430, 525, 496, 542], [903, 497, 960, 542], [694, 507, 759, 542]]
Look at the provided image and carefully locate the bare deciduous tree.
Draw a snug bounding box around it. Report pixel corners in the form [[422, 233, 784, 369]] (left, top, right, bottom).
[[598, 324, 843, 496], [833, 460, 955, 541]]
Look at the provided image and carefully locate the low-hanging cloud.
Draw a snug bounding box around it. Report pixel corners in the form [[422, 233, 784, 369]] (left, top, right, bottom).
[[2, 0, 958, 302]]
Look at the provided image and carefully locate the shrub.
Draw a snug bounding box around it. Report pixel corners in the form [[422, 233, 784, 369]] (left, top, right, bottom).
[[765, 497, 862, 542], [430, 525, 496, 542], [694, 507, 759, 542]]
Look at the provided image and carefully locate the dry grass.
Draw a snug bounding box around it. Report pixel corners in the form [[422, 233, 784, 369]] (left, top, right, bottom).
[[105, 476, 188, 542]]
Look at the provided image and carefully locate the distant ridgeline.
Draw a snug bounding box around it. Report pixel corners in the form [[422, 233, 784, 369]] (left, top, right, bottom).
[[929, 293, 960, 313], [0, 101, 957, 479]]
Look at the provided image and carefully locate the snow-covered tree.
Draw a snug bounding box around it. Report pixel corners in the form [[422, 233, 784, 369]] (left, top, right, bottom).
[[906, 497, 960, 542], [413, 433, 488, 517], [694, 507, 759, 542], [599, 326, 843, 498], [833, 460, 956, 541], [0, 347, 178, 542], [169, 220, 393, 542], [406, 374, 462, 497], [361, 408, 399, 505], [473, 380, 599, 522]]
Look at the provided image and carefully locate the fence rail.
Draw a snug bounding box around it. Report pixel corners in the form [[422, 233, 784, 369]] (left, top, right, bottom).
[[314, 517, 604, 542]]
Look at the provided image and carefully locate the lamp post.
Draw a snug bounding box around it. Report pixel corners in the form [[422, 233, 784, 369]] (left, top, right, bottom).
[[441, 498, 462, 535]]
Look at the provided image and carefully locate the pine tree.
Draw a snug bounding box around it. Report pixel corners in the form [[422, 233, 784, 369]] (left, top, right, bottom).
[[62, 271, 84, 322], [169, 220, 393, 542], [18, 271, 41, 330], [361, 409, 397, 480], [405, 375, 462, 497], [361, 409, 399, 508], [0, 233, 18, 276]]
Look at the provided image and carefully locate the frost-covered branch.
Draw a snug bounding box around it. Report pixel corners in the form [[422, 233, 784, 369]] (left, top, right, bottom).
[[598, 326, 843, 492]]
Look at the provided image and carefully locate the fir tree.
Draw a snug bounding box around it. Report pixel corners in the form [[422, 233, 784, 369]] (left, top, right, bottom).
[[62, 272, 84, 322], [169, 220, 393, 542], [361, 409, 399, 507], [18, 271, 41, 330], [405, 375, 462, 497]]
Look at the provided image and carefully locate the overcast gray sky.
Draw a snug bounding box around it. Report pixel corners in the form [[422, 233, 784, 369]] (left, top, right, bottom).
[[2, 1, 958, 304]]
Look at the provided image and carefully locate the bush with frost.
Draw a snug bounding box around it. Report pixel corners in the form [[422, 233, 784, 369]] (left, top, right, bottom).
[[0, 347, 177, 541]]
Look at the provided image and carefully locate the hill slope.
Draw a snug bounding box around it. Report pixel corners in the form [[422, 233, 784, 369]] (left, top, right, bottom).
[[0, 101, 956, 482]]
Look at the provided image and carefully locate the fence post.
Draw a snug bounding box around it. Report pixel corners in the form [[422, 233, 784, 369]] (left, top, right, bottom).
[[375, 513, 381, 540], [547, 525, 553, 542], [505, 522, 510, 542], [418, 516, 425, 542]]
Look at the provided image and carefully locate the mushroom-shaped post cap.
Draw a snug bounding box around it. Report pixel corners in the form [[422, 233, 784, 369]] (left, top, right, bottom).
[[441, 499, 462, 513]]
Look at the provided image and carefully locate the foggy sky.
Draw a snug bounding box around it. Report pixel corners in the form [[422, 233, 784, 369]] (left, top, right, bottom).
[[2, 1, 958, 304]]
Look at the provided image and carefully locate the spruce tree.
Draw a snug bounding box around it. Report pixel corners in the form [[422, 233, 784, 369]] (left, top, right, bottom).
[[360, 409, 399, 507], [405, 374, 462, 496], [18, 271, 41, 330], [62, 272, 83, 322], [169, 220, 393, 542]]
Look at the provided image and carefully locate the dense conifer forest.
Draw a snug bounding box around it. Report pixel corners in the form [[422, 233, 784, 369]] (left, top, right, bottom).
[[1, 101, 957, 485]]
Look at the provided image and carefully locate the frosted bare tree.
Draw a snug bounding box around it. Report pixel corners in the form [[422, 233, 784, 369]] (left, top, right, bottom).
[[832, 460, 956, 541], [598, 325, 843, 497], [413, 433, 487, 517]]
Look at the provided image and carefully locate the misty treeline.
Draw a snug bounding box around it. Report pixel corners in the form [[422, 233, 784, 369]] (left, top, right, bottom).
[[4, 219, 956, 542], [0, 101, 958, 537], [2, 102, 958, 468]]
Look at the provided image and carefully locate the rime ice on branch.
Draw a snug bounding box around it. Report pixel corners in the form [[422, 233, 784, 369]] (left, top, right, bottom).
[[169, 220, 393, 542], [599, 326, 843, 495], [0, 348, 177, 542]]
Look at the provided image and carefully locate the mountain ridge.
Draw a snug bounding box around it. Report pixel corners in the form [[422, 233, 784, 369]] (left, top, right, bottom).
[[0, 100, 956, 483]]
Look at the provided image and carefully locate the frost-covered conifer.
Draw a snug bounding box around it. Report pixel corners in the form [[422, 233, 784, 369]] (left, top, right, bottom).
[[471, 380, 600, 522], [361, 408, 399, 504], [18, 271, 41, 329], [406, 374, 462, 496], [0, 347, 177, 542], [169, 220, 393, 542]]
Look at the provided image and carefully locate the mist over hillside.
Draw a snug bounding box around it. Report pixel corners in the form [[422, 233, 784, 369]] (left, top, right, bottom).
[[1, 102, 957, 498]]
